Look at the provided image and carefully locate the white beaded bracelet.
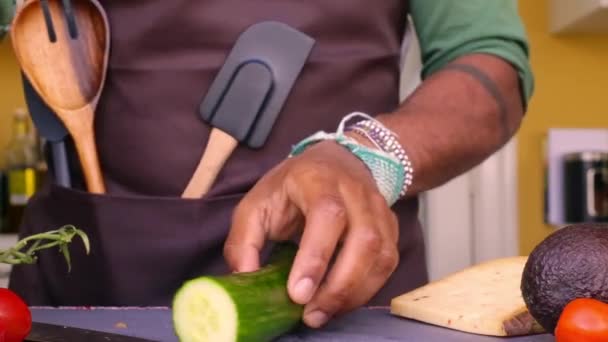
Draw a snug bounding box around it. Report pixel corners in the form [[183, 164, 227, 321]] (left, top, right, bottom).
[[289, 112, 410, 205], [346, 115, 414, 197]]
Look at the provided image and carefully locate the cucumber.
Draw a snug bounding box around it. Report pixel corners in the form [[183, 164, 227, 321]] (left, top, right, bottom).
[[172, 243, 303, 342]]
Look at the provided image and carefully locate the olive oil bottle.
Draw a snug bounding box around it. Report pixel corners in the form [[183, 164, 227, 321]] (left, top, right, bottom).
[[2, 108, 44, 234]]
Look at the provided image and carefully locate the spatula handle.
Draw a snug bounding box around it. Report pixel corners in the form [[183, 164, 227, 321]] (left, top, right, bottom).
[[73, 130, 105, 194], [51, 141, 72, 188], [182, 128, 239, 199]]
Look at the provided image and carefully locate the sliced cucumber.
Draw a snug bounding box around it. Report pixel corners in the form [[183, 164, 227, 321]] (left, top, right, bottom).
[[172, 243, 303, 342]]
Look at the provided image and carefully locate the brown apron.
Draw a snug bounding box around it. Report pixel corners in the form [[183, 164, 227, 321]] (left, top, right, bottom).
[[9, 0, 428, 306]]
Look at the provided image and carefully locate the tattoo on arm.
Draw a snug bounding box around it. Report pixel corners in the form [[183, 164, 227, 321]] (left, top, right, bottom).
[[441, 63, 511, 140]]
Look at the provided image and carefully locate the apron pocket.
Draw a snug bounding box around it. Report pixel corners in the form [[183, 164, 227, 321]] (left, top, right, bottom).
[[10, 183, 244, 306]]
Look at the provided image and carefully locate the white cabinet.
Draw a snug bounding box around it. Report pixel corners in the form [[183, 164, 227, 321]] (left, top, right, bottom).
[[0, 234, 18, 288], [550, 0, 608, 33]]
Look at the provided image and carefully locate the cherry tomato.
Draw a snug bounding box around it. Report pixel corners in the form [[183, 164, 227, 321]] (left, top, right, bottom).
[[0, 321, 6, 342], [0, 288, 32, 342], [555, 298, 608, 342]]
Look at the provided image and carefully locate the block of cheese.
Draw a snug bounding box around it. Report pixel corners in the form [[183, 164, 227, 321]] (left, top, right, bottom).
[[390, 256, 545, 337]]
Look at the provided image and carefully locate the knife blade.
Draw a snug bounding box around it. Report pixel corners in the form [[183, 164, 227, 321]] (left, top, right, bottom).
[[25, 322, 159, 342]]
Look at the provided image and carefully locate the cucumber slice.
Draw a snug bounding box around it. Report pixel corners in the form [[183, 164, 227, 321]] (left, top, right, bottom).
[[172, 243, 303, 342]]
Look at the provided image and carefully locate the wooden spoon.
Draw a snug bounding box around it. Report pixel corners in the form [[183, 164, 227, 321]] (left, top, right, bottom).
[[10, 0, 109, 193]]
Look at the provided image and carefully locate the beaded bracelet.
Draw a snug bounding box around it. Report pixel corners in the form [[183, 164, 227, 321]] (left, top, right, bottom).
[[289, 112, 409, 205], [346, 117, 414, 197]]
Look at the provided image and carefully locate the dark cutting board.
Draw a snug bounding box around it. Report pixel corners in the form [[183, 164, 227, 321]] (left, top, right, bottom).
[[30, 307, 554, 341]]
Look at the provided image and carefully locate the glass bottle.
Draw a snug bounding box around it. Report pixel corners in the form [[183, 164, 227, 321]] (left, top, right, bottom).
[[2, 108, 40, 234]]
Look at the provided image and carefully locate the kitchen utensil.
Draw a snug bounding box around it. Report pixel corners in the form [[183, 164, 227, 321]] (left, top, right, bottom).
[[10, 0, 109, 193], [37, 0, 79, 42], [182, 21, 315, 198], [25, 321, 157, 342], [391, 257, 544, 337], [563, 151, 608, 223], [23, 74, 72, 188]]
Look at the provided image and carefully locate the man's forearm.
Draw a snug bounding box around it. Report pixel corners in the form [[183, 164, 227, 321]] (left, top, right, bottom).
[[376, 53, 525, 196]]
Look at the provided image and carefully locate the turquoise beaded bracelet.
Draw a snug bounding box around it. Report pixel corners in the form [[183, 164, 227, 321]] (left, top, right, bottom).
[[289, 113, 406, 206]]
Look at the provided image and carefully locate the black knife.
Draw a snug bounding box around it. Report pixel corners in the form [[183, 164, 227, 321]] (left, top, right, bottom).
[[25, 322, 159, 342]]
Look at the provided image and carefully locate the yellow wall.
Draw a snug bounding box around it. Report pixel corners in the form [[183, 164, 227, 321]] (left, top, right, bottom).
[[517, 1, 608, 254], [0, 38, 26, 169]]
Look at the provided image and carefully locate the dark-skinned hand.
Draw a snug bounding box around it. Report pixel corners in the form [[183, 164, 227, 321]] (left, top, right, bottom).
[[224, 139, 400, 328]]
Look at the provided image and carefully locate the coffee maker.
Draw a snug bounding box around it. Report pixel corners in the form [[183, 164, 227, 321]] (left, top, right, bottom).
[[563, 151, 608, 223]]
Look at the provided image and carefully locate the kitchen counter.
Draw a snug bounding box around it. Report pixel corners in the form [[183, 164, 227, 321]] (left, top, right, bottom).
[[30, 307, 555, 341]]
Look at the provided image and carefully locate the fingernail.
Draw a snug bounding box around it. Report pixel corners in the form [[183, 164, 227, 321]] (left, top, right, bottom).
[[292, 278, 315, 303], [236, 259, 258, 273], [305, 310, 329, 328]]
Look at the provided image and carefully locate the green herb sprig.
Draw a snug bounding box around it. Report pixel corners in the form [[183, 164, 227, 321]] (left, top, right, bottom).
[[0, 225, 90, 271]]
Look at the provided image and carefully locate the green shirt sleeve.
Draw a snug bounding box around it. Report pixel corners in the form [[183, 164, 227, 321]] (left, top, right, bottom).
[[0, 0, 15, 41], [409, 0, 534, 107]]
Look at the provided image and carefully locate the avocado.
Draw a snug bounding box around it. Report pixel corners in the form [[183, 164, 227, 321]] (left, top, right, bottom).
[[521, 223, 608, 334]]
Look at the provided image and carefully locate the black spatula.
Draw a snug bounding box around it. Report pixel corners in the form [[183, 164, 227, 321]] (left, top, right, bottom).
[[182, 21, 315, 198], [22, 75, 72, 188]]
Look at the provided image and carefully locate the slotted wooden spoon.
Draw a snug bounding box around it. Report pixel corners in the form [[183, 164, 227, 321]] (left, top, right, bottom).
[[10, 0, 109, 193]]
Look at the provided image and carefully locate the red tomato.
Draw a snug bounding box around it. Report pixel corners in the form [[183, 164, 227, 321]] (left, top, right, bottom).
[[0, 288, 31, 342], [0, 321, 6, 342], [555, 298, 608, 342]]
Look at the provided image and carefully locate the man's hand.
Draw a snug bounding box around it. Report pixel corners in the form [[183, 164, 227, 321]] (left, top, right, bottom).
[[224, 140, 399, 328]]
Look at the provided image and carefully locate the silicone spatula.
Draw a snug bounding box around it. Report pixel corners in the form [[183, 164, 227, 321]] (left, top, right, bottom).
[[23, 75, 72, 188], [182, 21, 315, 198]]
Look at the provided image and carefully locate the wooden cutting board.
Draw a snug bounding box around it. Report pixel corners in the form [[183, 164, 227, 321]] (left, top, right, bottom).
[[390, 257, 545, 337]]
